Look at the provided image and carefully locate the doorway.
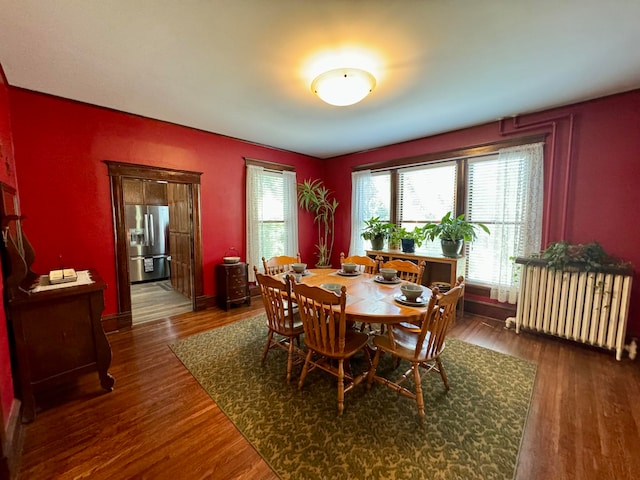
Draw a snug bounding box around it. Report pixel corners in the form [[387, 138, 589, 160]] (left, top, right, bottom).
[[106, 161, 204, 330], [130, 279, 192, 324]]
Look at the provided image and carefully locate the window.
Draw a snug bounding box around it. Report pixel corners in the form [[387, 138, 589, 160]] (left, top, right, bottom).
[[350, 141, 544, 300], [398, 162, 457, 253], [348, 170, 391, 255], [246, 164, 298, 281], [368, 172, 391, 222]]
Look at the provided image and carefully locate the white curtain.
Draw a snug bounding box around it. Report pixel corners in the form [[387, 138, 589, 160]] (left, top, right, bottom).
[[489, 142, 544, 303], [246, 164, 263, 282], [282, 170, 299, 259], [348, 170, 373, 256], [246, 165, 298, 282]]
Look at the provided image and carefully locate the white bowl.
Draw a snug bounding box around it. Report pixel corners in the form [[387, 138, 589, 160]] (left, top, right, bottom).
[[223, 256, 240, 264], [379, 268, 397, 281], [291, 263, 307, 273], [401, 283, 423, 302], [342, 262, 358, 273]]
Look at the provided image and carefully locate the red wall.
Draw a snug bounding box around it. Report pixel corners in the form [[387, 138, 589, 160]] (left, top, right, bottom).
[[324, 89, 640, 336], [6, 81, 640, 342], [8, 88, 323, 316], [0, 64, 17, 428]]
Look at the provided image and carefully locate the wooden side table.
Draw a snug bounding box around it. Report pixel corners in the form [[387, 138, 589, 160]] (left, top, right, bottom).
[[8, 269, 113, 422], [215, 262, 251, 311]]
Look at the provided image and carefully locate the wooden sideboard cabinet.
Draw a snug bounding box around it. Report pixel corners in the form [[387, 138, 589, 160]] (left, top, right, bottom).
[[366, 249, 466, 287], [8, 269, 114, 422], [215, 262, 251, 311]]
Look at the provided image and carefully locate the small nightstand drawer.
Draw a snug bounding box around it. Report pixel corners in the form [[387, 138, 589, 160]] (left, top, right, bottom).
[[229, 275, 246, 287], [225, 264, 245, 277], [227, 286, 247, 299]]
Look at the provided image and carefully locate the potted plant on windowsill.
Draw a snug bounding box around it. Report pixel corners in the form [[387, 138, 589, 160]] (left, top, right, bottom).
[[423, 211, 490, 257], [298, 179, 339, 267], [398, 225, 428, 254], [388, 225, 402, 251], [361, 216, 393, 251]]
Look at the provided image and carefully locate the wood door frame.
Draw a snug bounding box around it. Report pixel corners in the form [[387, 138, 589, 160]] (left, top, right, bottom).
[[105, 161, 204, 330]]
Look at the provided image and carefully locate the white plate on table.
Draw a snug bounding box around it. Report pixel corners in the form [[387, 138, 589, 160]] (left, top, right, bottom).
[[393, 293, 428, 307], [288, 270, 311, 276], [336, 270, 361, 277], [374, 275, 401, 284]]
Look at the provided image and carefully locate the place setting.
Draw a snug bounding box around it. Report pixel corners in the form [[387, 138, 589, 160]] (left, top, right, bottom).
[[288, 262, 312, 276], [394, 283, 429, 307], [335, 262, 362, 277], [373, 267, 402, 284]]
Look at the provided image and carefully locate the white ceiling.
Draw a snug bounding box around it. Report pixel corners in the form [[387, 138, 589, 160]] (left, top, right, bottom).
[[1, 1, 640, 159]]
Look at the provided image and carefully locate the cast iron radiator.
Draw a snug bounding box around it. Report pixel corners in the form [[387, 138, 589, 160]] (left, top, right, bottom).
[[506, 259, 636, 360]]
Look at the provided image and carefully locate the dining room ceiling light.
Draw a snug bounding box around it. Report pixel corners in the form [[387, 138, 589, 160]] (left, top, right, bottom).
[[311, 68, 376, 106]]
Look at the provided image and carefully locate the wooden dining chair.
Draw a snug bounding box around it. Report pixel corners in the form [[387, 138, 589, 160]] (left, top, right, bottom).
[[254, 266, 305, 382], [425, 275, 466, 321], [366, 283, 464, 420], [339, 252, 378, 274], [381, 258, 426, 283], [262, 253, 302, 275], [291, 279, 371, 415]]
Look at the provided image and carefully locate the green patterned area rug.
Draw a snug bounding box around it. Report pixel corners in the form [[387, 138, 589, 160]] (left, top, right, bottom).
[[171, 315, 536, 480]]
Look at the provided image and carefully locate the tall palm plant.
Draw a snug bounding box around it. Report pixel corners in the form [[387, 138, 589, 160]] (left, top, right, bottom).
[[297, 179, 339, 266]]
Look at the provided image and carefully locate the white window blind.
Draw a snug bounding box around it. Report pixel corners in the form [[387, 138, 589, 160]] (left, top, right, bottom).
[[260, 171, 287, 259], [369, 172, 391, 222], [398, 162, 457, 226], [398, 162, 456, 253]]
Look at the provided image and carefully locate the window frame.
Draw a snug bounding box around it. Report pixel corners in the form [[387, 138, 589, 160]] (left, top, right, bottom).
[[352, 134, 546, 290]]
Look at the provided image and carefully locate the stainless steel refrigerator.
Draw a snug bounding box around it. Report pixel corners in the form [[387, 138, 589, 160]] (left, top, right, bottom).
[[126, 205, 170, 283]]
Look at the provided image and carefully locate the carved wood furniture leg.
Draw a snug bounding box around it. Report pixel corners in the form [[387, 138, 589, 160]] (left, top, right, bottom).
[[92, 292, 115, 391]]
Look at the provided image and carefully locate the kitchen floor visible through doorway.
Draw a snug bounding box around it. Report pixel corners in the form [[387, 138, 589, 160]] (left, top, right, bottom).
[[131, 280, 192, 325]]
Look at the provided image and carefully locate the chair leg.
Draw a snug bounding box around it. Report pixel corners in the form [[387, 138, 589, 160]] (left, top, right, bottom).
[[436, 356, 450, 390], [366, 348, 383, 389], [298, 350, 313, 390], [286, 336, 295, 382], [337, 359, 345, 415], [412, 363, 425, 420], [261, 330, 274, 364], [393, 355, 401, 370]]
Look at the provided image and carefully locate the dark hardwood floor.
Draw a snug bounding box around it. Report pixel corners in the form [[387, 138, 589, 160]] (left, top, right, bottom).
[[14, 302, 640, 479]]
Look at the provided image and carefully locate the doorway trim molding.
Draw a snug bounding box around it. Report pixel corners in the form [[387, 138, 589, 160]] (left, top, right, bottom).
[[104, 161, 204, 331]]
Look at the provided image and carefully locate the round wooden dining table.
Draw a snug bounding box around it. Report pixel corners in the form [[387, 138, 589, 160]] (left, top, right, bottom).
[[289, 268, 432, 325]]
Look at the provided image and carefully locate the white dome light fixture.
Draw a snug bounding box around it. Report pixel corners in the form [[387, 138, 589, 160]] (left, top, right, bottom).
[[311, 68, 376, 106]]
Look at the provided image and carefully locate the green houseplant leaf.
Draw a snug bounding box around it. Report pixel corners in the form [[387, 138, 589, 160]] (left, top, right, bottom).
[[361, 216, 394, 240], [397, 225, 428, 248], [423, 212, 490, 242], [297, 179, 339, 266], [533, 241, 631, 272]]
